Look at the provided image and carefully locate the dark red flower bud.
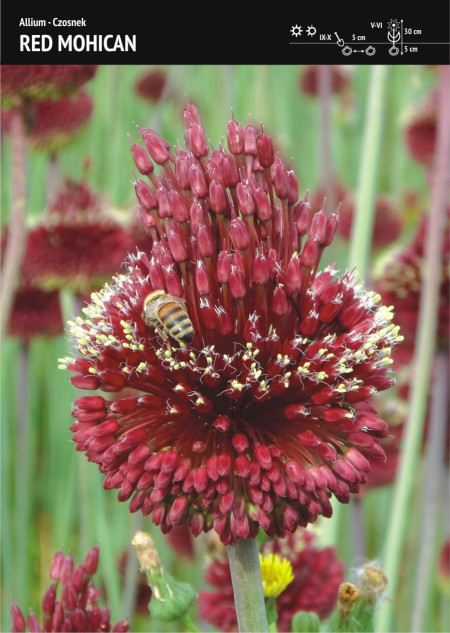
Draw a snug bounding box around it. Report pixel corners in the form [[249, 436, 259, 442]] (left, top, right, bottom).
[[253, 254, 269, 284], [236, 182, 256, 216], [294, 199, 311, 235], [130, 138, 154, 176], [84, 546, 99, 575], [300, 237, 319, 268], [156, 187, 172, 218], [168, 230, 188, 262], [217, 251, 232, 283], [138, 127, 171, 164], [272, 159, 290, 199], [190, 200, 205, 232], [135, 179, 157, 211], [207, 156, 223, 184], [221, 153, 240, 188], [197, 224, 214, 257], [184, 103, 203, 127], [229, 266, 246, 299], [323, 212, 340, 246], [253, 189, 273, 221], [209, 180, 228, 214], [227, 118, 245, 154], [42, 583, 57, 616], [175, 150, 192, 190], [196, 260, 210, 295], [311, 210, 327, 243], [244, 125, 257, 155], [26, 614, 43, 632], [257, 133, 275, 168], [10, 603, 26, 632], [187, 123, 208, 158], [287, 170, 299, 204], [169, 191, 190, 223], [230, 218, 250, 250], [189, 164, 208, 198], [273, 286, 289, 315]]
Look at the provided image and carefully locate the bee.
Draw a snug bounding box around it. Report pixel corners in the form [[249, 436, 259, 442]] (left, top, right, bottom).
[[142, 290, 194, 346]]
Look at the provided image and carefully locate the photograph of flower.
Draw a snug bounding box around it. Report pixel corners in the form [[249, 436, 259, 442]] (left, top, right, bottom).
[[1, 64, 449, 633]]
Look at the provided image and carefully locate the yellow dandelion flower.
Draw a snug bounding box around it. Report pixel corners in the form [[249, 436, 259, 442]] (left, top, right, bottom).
[[259, 553, 294, 598]]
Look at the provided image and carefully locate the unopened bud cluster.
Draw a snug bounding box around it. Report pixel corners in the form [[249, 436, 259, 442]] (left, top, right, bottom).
[[10, 547, 128, 632]]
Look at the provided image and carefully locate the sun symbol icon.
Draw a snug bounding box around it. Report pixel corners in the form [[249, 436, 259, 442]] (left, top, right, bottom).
[[291, 25, 303, 37]]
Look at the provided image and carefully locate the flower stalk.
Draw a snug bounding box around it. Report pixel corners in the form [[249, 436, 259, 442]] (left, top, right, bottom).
[[1, 104, 27, 337], [374, 64, 450, 632], [410, 350, 449, 631], [226, 538, 269, 632], [348, 65, 388, 279]]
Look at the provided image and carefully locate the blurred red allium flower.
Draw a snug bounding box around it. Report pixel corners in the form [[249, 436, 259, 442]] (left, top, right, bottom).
[[21, 178, 135, 294], [135, 68, 168, 102], [309, 182, 349, 214], [165, 524, 195, 559], [405, 90, 437, 168], [10, 547, 128, 632], [1, 65, 98, 104], [7, 287, 64, 341], [199, 528, 344, 631], [62, 104, 401, 546], [118, 550, 152, 615], [355, 389, 406, 493], [1, 229, 64, 341], [438, 538, 450, 588], [27, 91, 94, 152], [300, 65, 352, 96], [375, 208, 449, 352], [337, 193, 403, 250], [2, 92, 94, 151]]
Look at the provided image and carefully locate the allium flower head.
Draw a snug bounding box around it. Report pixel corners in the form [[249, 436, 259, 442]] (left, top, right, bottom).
[[135, 68, 168, 103], [22, 178, 135, 294], [27, 91, 93, 152], [375, 208, 449, 351], [2, 228, 64, 341], [199, 528, 344, 631], [337, 193, 403, 250], [10, 547, 128, 632], [405, 90, 437, 168], [62, 104, 401, 545], [1, 65, 98, 105], [300, 65, 352, 96]]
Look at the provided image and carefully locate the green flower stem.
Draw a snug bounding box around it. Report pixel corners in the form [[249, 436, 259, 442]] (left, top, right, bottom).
[[0, 105, 27, 337], [226, 538, 269, 632], [347, 65, 388, 279], [318, 65, 337, 213], [181, 614, 201, 632], [121, 513, 144, 624], [14, 342, 31, 609], [410, 351, 449, 631], [265, 597, 278, 632], [374, 65, 450, 633]]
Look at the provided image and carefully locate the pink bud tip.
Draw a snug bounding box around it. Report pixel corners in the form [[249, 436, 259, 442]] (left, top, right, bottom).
[[130, 139, 154, 176], [227, 119, 245, 154], [138, 127, 171, 164], [84, 546, 99, 575], [256, 133, 275, 168]]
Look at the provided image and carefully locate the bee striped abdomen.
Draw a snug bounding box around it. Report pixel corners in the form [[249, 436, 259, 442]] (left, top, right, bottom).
[[142, 290, 194, 346], [157, 303, 194, 344]]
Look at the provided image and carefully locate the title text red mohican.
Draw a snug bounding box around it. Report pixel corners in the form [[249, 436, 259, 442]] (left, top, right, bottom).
[[20, 33, 137, 52]]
